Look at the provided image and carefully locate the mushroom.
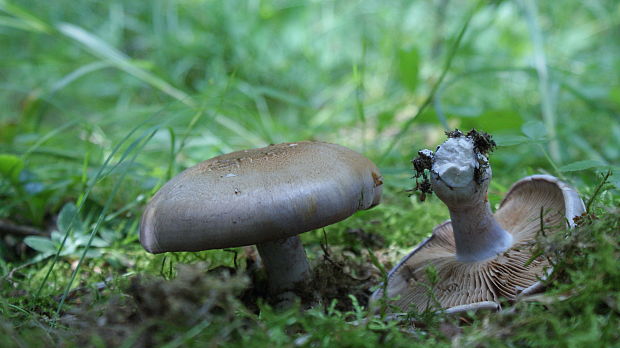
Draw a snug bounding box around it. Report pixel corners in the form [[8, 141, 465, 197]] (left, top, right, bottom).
[[140, 141, 383, 300], [371, 130, 584, 313]]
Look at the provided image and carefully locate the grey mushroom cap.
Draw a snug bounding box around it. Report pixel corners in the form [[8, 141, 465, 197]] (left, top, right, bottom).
[[371, 174, 584, 313], [140, 141, 383, 254]]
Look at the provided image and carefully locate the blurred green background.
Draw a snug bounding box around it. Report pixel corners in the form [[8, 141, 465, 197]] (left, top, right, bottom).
[[1, 0, 619, 346], [1, 0, 619, 226]]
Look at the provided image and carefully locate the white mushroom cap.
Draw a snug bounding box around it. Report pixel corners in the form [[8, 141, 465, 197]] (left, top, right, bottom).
[[140, 141, 383, 253], [372, 175, 584, 313]]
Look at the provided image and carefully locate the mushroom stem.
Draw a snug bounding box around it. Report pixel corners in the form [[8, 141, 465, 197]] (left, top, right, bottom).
[[256, 235, 311, 294], [429, 134, 513, 262], [444, 199, 513, 262]]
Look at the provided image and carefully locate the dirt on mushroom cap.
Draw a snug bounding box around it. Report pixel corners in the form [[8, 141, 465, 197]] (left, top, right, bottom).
[[410, 129, 496, 201]]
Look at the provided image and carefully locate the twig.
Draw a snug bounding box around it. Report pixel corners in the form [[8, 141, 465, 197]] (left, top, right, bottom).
[[320, 228, 330, 257], [4, 255, 52, 285], [55, 279, 109, 302], [0, 219, 45, 237], [224, 248, 239, 269], [319, 229, 371, 282]]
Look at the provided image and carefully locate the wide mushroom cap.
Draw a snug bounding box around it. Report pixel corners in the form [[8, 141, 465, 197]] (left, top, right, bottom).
[[140, 141, 383, 253], [373, 175, 584, 312]]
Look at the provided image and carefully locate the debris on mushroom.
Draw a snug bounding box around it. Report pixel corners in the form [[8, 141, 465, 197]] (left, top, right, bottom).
[[371, 129, 585, 314], [140, 141, 383, 304]]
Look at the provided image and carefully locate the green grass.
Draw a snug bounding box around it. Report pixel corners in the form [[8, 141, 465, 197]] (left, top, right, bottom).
[[1, 0, 620, 346]]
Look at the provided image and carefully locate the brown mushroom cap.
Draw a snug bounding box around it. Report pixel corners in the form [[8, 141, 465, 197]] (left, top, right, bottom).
[[140, 141, 383, 253], [372, 175, 584, 312]]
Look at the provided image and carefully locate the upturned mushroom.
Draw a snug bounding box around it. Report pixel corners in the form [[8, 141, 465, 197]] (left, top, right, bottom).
[[141, 141, 383, 300], [371, 130, 584, 313]]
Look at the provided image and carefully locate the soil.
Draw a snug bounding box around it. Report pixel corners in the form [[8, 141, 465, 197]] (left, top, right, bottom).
[[410, 150, 434, 201], [466, 129, 496, 155], [58, 235, 387, 346]]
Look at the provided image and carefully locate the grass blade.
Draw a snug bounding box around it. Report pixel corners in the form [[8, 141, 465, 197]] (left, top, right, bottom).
[[0, 0, 51, 33], [35, 117, 158, 299], [57, 23, 194, 107], [520, 0, 560, 162], [54, 128, 158, 318]]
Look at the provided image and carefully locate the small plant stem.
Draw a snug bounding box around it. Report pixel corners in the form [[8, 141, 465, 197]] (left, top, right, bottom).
[[586, 170, 612, 213], [354, 38, 368, 153], [537, 144, 567, 181], [539, 206, 547, 237], [166, 127, 176, 181]]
